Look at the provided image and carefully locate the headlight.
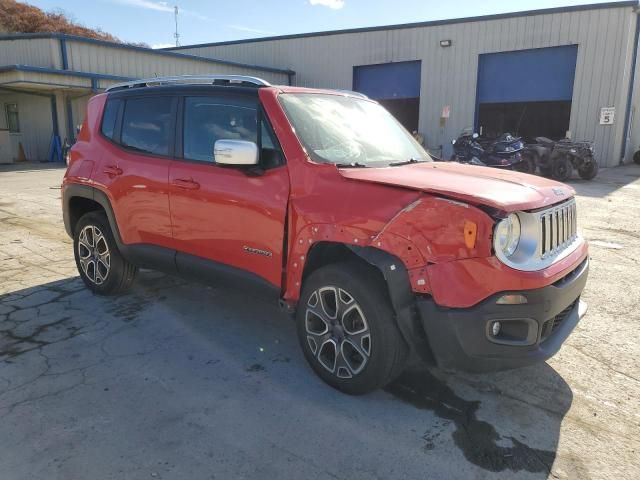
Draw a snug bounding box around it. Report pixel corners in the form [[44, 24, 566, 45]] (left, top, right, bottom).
[[494, 213, 521, 257], [493, 201, 578, 271]]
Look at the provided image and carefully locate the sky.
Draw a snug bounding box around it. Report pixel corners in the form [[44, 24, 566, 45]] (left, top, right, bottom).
[[24, 0, 627, 48]]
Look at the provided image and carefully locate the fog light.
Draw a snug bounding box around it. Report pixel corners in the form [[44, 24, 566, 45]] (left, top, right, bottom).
[[491, 321, 501, 336], [496, 294, 528, 305]]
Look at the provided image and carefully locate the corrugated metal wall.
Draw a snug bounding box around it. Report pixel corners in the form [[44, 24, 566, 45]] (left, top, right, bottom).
[[0, 37, 61, 69], [63, 40, 289, 85], [172, 6, 638, 167]]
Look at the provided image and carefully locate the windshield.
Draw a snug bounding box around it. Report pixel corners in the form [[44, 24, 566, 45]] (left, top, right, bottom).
[[279, 93, 431, 167]]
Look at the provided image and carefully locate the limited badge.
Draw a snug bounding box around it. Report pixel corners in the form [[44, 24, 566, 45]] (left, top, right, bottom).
[[243, 245, 273, 257]]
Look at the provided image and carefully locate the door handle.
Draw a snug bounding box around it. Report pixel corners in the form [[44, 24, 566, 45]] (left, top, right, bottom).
[[171, 178, 200, 190], [103, 165, 123, 177]]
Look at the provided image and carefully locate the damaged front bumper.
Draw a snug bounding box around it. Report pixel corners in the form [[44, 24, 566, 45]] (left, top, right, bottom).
[[415, 257, 589, 372]]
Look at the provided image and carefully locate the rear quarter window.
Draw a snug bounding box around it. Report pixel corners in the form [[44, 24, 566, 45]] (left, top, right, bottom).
[[100, 98, 121, 140]]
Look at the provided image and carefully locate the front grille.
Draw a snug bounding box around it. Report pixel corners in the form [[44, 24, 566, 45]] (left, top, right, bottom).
[[541, 299, 578, 342], [539, 200, 577, 258]]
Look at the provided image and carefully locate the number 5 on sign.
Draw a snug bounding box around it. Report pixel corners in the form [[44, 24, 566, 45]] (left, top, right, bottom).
[[600, 107, 615, 125]]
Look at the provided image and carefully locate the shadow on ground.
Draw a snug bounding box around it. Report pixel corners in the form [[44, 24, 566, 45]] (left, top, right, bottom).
[[0, 272, 573, 479], [565, 164, 640, 198]]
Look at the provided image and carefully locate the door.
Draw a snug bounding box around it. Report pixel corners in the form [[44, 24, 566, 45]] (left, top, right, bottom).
[[169, 94, 290, 288], [476, 46, 578, 140], [99, 95, 176, 249], [353, 61, 421, 132]]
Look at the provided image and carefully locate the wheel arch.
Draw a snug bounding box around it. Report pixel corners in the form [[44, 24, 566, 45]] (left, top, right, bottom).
[[301, 241, 432, 362], [302, 242, 411, 309], [63, 184, 124, 248]]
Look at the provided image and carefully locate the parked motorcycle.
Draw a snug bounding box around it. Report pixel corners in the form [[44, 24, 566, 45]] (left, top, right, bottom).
[[451, 132, 532, 172], [526, 137, 598, 181]]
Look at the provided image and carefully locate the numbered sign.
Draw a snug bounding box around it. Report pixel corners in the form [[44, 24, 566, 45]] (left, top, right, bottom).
[[600, 107, 615, 125]]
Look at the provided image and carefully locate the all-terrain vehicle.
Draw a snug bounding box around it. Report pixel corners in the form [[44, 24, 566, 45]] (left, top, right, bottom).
[[62, 75, 589, 394], [451, 131, 534, 173], [526, 137, 598, 181]]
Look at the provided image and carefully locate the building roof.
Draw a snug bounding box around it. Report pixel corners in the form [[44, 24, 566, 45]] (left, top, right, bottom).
[[166, 1, 639, 50]]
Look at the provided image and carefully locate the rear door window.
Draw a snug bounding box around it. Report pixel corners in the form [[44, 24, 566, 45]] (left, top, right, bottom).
[[121, 97, 173, 156]]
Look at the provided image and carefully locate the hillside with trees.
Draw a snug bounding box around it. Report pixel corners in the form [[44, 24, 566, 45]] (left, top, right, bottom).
[[0, 0, 123, 43]]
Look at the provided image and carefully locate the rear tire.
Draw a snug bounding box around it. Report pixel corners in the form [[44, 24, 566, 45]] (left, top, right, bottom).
[[634, 150, 640, 165], [578, 160, 599, 180], [73, 211, 137, 295], [552, 156, 572, 182], [296, 262, 408, 395]]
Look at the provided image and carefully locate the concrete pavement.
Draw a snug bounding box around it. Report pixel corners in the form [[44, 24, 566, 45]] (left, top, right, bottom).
[[1, 163, 639, 479]]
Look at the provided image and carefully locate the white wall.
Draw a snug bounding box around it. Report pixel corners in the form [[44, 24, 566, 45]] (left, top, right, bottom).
[[0, 92, 53, 161], [172, 5, 638, 167]]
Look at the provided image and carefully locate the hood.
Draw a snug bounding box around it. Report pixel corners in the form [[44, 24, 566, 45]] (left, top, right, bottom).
[[338, 162, 574, 212]]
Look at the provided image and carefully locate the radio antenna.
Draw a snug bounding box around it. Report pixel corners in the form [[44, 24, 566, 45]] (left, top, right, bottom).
[[174, 5, 180, 47]]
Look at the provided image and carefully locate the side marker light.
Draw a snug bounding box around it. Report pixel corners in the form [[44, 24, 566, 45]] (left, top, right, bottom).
[[464, 221, 477, 249]]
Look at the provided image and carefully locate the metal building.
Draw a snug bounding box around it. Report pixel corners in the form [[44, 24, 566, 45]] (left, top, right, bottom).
[[168, 1, 640, 167], [0, 33, 292, 162]]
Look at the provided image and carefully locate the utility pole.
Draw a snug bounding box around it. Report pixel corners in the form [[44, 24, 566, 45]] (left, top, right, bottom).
[[174, 5, 180, 47]]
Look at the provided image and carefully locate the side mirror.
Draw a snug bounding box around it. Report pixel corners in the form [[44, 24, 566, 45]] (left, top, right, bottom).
[[472, 133, 479, 139], [214, 139, 259, 166]]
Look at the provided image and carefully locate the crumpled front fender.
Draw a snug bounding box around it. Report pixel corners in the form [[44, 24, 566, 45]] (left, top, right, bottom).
[[373, 196, 494, 263], [283, 195, 495, 301]]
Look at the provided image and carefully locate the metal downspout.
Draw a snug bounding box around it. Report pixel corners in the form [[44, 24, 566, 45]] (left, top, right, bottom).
[[621, 8, 640, 163]]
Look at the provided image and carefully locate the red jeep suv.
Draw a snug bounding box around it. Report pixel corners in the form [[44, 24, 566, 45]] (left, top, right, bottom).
[[62, 75, 588, 394]]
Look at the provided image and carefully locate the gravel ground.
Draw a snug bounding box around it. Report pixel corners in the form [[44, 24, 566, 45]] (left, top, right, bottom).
[[0, 163, 639, 480]]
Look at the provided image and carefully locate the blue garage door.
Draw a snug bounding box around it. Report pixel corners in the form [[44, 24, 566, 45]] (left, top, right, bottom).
[[477, 45, 578, 104], [353, 61, 421, 100]]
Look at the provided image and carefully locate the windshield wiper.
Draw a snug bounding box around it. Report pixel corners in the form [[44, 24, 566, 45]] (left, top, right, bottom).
[[336, 162, 368, 168], [389, 157, 425, 167]]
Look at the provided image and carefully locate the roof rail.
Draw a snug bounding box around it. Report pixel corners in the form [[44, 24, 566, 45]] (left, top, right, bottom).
[[106, 75, 271, 92]]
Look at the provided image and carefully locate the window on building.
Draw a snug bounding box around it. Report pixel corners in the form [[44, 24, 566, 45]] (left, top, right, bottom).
[[101, 99, 121, 140], [121, 97, 173, 156], [5, 103, 19, 133]]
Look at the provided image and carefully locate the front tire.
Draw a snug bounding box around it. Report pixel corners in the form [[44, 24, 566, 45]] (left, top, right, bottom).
[[73, 211, 137, 295], [578, 160, 599, 180], [296, 262, 408, 395], [552, 156, 572, 182], [515, 153, 537, 174]]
